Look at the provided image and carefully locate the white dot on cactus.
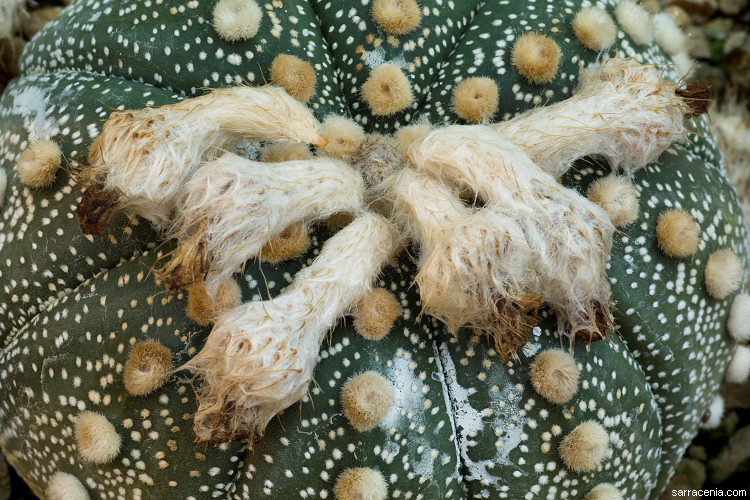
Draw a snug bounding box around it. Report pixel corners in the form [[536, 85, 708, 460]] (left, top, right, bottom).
[[727, 293, 750, 342], [655, 208, 700, 258], [74, 411, 122, 464], [186, 279, 243, 327], [705, 249, 744, 299], [699, 394, 724, 430], [559, 420, 610, 472], [352, 288, 402, 341], [371, 0, 421, 36], [270, 54, 317, 103], [123, 340, 174, 396], [451, 77, 500, 124], [212, 0, 262, 42], [652, 12, 687, 56], [341, 371, 394, 432], [530, 349, 580, 404], [259, 142, 312, 163], [615, 0, 654, 45], [511, 32, 561, 84], [725, 345, 750, 384], [586, 176, 639, 227], [46, 471, 90, 500], [361, 63, 414, 116], [258, 223, 311, 264], [334, 467, 388, 500], [583, 483, 624, 500], [572, 7, 617, 51], [318, 115, 366, 161], [16, 138, 61, 188]]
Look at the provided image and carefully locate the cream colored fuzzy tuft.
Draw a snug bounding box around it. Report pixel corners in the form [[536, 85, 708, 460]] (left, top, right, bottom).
[[361, 63, 414, 116], [352, 288, 402, 341], [559, 421, 610, 472], [212, 0, 262, 42], [494, 57, 691, 178], [157, 153, 364, 291], [394, 121, 433, 156], [259, 222, 311, 264], [587, 176, 639, 227], [573, 7, 617, 51], [452, 77, 499, 123], [351, 135, 403, 192], [74, 411, 121, 464], [408, 125, 614, 343], [0, 168, 6, 207], [77, 86, 326, 235], [186, 279, 243, 326], [726, 345, 750, 384], [656, 208, 700, 258], [46, 471, 90, 500], [318, 115, 366, 161], [334, 468, 388, 500], [371, 0, 421, 35], [584, 483, 624, 500], [727, 293, 750, 342], [530, 349, 580, 404], [16, 138, 61, 188], [615, 0, 653, 45], [511, 32, 561, 84], [653, 12, 687, 56], [705, 249, 744, 299], [123, 340, 174, 396], [184, 213, 400, 444], [341, 371, 394, 431], [699, 394, 724, 430], [385, 168, 541, 361], [259, 142, 312, 163], [672, 51, 695, 79], [270, 54, 317, 103]]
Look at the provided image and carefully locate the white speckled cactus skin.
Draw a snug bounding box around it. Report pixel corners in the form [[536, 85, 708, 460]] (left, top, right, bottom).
[[0, 0, 748, 499]]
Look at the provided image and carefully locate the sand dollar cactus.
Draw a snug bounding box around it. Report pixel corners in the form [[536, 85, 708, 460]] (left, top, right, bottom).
[[0, 1, 747, 499]]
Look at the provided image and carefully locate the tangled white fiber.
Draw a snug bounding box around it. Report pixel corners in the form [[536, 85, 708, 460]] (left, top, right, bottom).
[[383, 167, 540, 361], [493, 57, 693, 178], [407, 125, 615, 341], [157, 153, 365, 291], [184, 213, 400, 444], [77, 85, 326, 234]]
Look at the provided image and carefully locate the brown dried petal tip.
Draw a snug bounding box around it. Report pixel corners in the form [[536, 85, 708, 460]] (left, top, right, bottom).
[[76, 184, 121, 235], [676, 84, 711, 117]]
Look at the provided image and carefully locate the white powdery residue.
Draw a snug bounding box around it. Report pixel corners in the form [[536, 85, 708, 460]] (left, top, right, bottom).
[[11, 87, 59, 140], [379, 355, 435, 481], [521, 330, 542, 358], [364, 46, 408, 71]]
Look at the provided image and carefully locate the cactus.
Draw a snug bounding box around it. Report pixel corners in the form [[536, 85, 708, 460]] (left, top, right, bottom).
[[0, 0, 747, 499]]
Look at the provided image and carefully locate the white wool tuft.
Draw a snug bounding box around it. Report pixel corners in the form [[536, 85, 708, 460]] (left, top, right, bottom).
[[46, 471, 90, 500], [385, 168, 539, 360], [408, 125, 614, 341], [213, 0, 263, 42], [615, 0, 653, 45], [159, 153, 365, 291], [493, 57, 689, 178], [672, 51, 695, 79], [573, 6, 617, 51], [726, 345, 750, 384], [727, 293, 750, 342], [79, 86, 325, 232], [185, 213, 400, 444], [699, 394, 724, 429], [587, 175, 639, 227], [584, 483, 624, 500], [0, 168, 6, 207], [653, 12, 687, 56]]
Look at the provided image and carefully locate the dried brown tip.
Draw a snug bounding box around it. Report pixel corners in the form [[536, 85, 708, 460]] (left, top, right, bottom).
[[157, 233, 212, 291], [676, 84, 711, 117], [192, 399, 265, 446], [486, 294, 542, 364], [574, 301, 612, 343], [75, 184, 121, 235]]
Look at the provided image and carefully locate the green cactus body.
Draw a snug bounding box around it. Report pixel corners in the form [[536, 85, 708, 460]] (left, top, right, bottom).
[[0, 1, 746, 499]]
